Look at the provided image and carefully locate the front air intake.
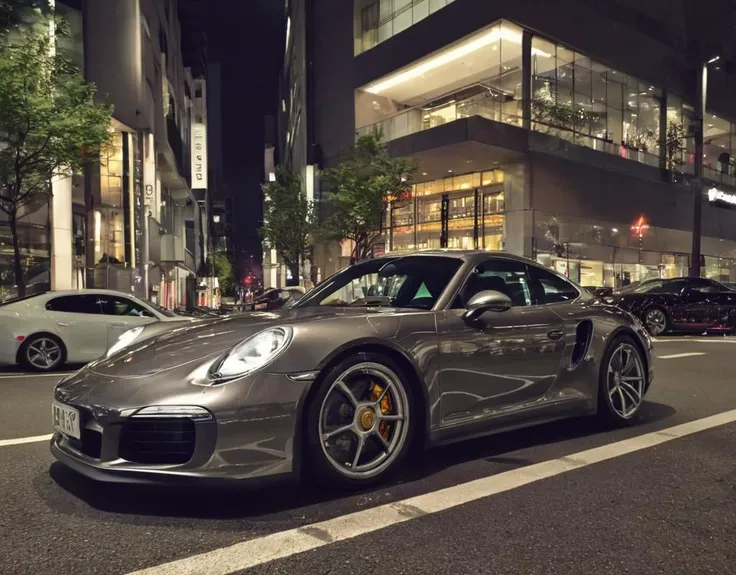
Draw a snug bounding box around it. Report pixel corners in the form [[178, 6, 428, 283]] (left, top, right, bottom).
[[119, 417, 196, 465]]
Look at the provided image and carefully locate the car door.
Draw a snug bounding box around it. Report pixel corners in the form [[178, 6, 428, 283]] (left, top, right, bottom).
[[96, 295, 158, 346], [670, 279, 724, 329], [44, 295, 110, 362], [436, 257, 567, 423]]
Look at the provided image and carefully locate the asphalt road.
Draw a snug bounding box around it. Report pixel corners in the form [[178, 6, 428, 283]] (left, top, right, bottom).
[[0, 336, 735, 575]]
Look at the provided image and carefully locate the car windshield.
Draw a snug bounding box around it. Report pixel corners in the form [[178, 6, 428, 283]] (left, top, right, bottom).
[[294, 256, 463, 310], [135, 296, 176, 317]]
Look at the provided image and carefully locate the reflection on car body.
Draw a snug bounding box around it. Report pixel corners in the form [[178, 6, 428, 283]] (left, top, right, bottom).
[[612, 276, 736, 335], [51, 251, 653, 489]]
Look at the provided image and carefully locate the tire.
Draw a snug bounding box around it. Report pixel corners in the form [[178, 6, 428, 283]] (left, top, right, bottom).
[[304, 352, 417, 489], [597, 335, 647, 426], [19, 334, 66, 372], [642, 306, 670, 336]]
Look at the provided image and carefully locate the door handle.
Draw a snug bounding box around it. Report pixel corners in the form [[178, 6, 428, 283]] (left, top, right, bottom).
[[111, 324, 126, 328], [56, 322, 74, 327], [547, 329, 564, 341]]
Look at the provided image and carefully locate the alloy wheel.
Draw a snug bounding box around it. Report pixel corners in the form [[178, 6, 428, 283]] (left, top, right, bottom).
[[644, 308, 667, 335], [606, 343, 645, 419], [318, 362, 410, 480], [26, 337, 62, 370]]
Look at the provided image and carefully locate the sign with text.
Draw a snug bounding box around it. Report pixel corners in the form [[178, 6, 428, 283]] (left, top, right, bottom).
[[191, 123, 208, 189], [707, 187, 736, 207]]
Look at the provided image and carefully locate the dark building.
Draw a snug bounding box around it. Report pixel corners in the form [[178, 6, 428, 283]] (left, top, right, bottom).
[[280, 0, 736, 287]]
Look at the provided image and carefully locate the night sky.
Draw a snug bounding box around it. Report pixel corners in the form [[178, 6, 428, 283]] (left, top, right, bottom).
[[208, 0, 284, 279]]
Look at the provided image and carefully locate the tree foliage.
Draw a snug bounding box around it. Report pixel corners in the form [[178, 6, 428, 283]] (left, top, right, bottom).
[[209, 249, 233, 296], [0, 0, 48, 33], [0, 15, 112, 296], [320, 134, 417, 262], [260, 166, 314, 286], [665, 122, 686, 172]]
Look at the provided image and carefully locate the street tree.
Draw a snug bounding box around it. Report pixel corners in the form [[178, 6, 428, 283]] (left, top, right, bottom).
[[209, 249, 233, 297], [0, 17, 112, 296], [260, 166, 314, 286], [0, 0, 48, 32], [320, 133, 417, 262]]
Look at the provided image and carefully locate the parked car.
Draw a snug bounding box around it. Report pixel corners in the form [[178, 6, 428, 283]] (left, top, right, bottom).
[[612, 277, 736, 336], [51, 251, 653, 488], [249, 286, 306, 311], [583, 286, 614, 299], [0, 290, 196, 371]]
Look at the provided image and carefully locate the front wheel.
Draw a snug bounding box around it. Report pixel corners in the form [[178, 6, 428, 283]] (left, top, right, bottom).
[[597, 335, 647, 425], [20, 334, 65, 372], [643, 306, 669, 336], [304, 353, 416, 488]]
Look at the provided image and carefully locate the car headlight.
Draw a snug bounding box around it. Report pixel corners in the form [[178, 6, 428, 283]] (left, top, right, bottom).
[[210, 327, 293, 380], [106, 326, 145, 357]]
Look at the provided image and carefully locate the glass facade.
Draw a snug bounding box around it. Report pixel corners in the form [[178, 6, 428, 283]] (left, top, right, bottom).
[[531, 36, 661, 167], [356, 22, 525, 141], [355, 19, 736, 179], [534, 212, 736, 286], [386, 170, 505, 253], [355, 0, 455, 55]]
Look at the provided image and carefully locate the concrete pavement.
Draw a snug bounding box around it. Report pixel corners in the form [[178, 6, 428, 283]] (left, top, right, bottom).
[[0, 336, 735, 574]]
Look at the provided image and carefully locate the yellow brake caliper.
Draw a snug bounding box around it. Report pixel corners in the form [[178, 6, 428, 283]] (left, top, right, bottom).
[[370, 382, 392, 439]]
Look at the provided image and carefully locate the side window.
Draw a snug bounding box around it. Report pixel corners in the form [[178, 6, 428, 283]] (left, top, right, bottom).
[[46, 295, 101, 314], [99, 296, 150, 317], [689, 279, 723, 293], [528, 266, 580, 305], [455, 259, 533, 308]]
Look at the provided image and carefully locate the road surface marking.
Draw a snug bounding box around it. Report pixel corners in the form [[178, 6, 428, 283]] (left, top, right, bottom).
[[656, 352, 707, 359], [128, 409, 736, 575], [0, 434, 53, 448], [0, 372, 72, 380], [652, 337, 736, 343]]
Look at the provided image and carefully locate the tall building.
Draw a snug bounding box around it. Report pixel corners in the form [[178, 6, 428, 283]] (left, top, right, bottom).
[[0, 0, 211, 307], [280, 0, 736, 287]]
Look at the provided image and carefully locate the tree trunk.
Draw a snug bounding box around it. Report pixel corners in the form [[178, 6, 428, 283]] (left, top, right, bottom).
[[8, 210, 25, 298]]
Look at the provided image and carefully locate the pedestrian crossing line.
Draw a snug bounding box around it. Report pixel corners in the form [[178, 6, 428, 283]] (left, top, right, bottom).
[[128, 408, 736, 575]]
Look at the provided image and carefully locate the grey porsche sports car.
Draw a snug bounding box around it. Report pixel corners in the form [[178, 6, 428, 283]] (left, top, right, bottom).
[[51, 251, 654, 488]]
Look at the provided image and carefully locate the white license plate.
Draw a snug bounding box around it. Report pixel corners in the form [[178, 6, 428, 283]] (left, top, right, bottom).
[[52, 402, 81, 440]]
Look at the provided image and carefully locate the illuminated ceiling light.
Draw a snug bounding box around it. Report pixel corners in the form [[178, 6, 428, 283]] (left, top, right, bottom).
[[364, 27, 551, 95]]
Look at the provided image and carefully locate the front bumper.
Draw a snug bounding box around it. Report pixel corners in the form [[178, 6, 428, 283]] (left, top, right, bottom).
[[50, 370, 311, 485]]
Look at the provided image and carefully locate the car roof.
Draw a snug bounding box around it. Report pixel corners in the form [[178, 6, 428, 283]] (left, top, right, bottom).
[[362, 250, 537, 266], [38, 289, 144, 299]]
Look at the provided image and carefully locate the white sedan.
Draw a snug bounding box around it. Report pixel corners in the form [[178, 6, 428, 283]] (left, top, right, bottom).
[[0, 290, 190, 371]]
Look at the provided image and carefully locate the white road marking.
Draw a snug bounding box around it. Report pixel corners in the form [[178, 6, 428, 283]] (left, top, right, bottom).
[[0, 372, 72, 380], [652, 337, 736, 343], [128, 409, 736, 575], [656, 352, 707, 359], [0, 434, 53, 448]]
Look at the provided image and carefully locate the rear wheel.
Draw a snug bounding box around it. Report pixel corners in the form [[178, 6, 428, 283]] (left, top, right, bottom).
[[304, 353, 416, 488], [643, 306, 669, 336], [20, 334, 65, 372], [597, 335, 647, 425]]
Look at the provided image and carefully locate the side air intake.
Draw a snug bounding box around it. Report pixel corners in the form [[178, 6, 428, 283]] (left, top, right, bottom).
[[570, 320, 593, 369]]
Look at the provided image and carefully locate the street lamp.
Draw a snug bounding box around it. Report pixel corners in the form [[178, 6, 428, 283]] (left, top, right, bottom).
[[689, 56, 720, 278]]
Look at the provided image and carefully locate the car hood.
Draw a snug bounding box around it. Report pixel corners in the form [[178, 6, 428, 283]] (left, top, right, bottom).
[[85, 306, 394, 379]]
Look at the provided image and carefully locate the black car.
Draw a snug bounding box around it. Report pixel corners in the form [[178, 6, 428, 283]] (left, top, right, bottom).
[[248, 287, 306, 311], [613, 277, 736, 335]]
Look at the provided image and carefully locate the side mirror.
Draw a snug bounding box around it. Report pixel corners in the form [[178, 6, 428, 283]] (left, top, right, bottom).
[[463, 290, 512, 321]]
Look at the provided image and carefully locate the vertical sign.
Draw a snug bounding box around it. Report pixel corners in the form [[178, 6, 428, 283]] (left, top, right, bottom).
[[191, 123, 208, 189]]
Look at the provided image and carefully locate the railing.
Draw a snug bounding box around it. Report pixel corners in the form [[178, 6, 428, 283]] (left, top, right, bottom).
[[703, 165, 736, 189], [356, 90, 662, 172]]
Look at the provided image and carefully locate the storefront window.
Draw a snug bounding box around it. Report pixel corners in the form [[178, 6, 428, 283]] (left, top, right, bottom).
[[703, 113, 735, 179], [97, 131, 126, 264]]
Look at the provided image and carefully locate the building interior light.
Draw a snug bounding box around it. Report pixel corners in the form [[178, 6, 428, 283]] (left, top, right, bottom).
[[364, 26, 551, 95], [268, 171, 276, 182]]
